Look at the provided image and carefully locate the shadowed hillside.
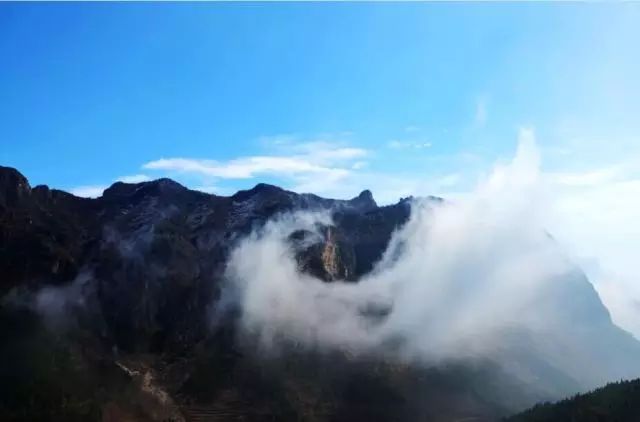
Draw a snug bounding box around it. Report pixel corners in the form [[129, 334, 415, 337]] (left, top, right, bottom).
[[507, 378, 640, 422], [1, 165, 640, 421]]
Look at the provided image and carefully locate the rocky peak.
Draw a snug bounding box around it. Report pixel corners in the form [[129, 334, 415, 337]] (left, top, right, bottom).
[[349, 189, 377, 211], [101, 178, 196, 207], [106, 178, 185, 197], [232, 183, 286, 202], [0, 166, 31, 208]]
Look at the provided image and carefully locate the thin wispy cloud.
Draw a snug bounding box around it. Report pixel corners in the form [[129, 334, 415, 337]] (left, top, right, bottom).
[[388, 140, 432, 149], [143, 156, 350, 179], [137, 131, 472, 203], [143, 140, 368, 196]]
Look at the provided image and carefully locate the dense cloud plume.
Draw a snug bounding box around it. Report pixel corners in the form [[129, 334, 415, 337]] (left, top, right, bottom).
[[225, 130, 581, 362]]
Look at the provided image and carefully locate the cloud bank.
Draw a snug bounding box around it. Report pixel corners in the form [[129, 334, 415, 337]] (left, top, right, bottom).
[[221, 129, 640, 393], [225, 130, 577, 362]]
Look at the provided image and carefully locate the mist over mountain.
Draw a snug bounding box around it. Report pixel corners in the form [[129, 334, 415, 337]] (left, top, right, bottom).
[[1, 139, 639, 421]]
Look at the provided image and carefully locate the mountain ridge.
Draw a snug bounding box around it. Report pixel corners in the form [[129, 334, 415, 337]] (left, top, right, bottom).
[[1, 164, 639, 421]]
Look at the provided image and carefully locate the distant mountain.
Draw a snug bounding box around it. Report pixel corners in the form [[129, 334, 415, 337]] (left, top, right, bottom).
[[507, 378, 640, 422], [1, 165, 639, 421]]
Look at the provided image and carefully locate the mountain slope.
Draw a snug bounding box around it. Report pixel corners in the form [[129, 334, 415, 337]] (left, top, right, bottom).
[[1, 165, 639, 421], [507, 378, 640, 422]]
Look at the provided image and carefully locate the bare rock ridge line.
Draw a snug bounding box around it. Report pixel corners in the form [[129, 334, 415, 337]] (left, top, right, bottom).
[[0, 164, 405, 293], [0, 164, 413, 358]]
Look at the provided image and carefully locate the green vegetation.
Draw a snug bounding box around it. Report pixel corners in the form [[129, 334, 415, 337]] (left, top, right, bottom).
[[507, 379, 640, 422]]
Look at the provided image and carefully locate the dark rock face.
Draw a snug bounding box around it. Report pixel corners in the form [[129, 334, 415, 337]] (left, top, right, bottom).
[[1, 165, 639, 422], [0, 168, 97, 293], [0, 166, 400, 352], [0, 166, 31, 208]]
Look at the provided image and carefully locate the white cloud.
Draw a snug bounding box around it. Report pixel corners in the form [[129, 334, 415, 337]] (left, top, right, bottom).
[[545, 170, 640, 337], [388, 140, 432, 149], [192, 185, 235, 196], [141, 135, 461, 202], [117, 174, 151, 184], [65, 128, 640, 340], [143, 141, 368, 196], [70, 185, 106, 198], [70, 174, 151, 198], [226, 134, 640, 388], [144, 156, 347, 179], [548, 167, 621, 187], [291, 142, 366, 163], [381, 128, 640, 339], [287, 169, 464, 205]]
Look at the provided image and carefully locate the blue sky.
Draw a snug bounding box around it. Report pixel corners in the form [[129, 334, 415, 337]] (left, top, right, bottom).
[[2, 3, 640, 333], [1, 3, 637, 201]]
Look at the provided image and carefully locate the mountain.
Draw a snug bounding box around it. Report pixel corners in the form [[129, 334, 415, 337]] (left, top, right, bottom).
[[1, 165, 639, 422], [507, 378, 640, 422]]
